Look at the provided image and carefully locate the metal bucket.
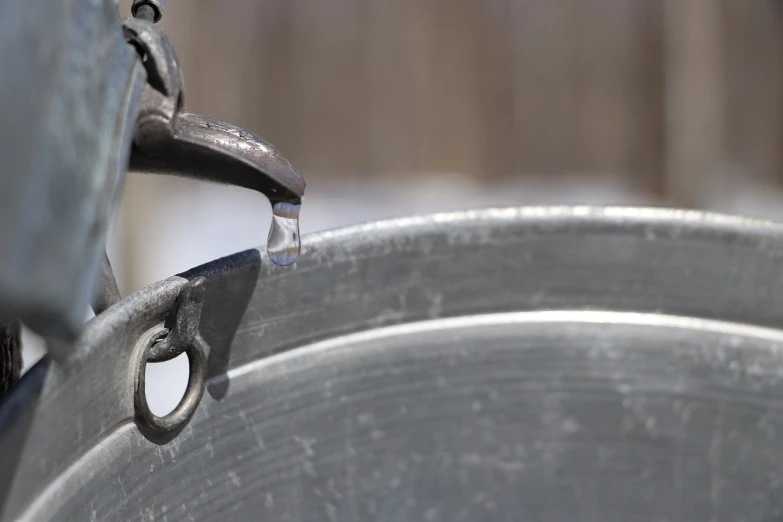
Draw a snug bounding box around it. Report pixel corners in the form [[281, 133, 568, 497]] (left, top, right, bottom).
[[4, 206, 783, 521]]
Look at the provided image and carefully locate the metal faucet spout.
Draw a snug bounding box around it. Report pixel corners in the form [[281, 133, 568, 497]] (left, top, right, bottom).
[[124, 17, 304, 204], [129, 113, 305, 204]]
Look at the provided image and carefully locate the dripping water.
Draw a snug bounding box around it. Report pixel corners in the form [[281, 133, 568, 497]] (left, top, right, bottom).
[[267, 201, 301, 266]]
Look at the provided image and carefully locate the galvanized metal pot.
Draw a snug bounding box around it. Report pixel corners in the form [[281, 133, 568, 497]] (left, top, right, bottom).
[[3, 207, 783, 521]]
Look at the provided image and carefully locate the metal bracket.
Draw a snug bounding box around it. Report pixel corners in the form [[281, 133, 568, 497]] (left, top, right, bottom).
[[122, 17, 184, 151], [147, 277, 206, 362]]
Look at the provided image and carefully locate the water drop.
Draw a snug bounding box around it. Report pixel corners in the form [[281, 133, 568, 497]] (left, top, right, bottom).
[[267, 201, 301, 266]]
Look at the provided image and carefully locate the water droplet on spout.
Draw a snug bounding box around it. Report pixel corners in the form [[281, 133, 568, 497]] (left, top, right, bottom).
[[267, 202, 301, 266]]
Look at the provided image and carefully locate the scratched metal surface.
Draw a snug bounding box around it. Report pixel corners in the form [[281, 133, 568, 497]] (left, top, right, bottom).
[[5, 207, 783, 521]]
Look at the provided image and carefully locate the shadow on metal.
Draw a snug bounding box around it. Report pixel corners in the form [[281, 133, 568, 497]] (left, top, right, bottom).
[[182, 249, 261, 400], [0, 359, 50, 515]]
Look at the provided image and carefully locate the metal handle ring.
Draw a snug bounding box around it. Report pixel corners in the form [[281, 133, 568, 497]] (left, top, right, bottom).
[[134, 325, 207, 435]]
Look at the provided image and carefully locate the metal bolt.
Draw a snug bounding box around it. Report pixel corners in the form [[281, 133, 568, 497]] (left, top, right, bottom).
[[131, 0, 165, 23], [134, 4, 156, 22]]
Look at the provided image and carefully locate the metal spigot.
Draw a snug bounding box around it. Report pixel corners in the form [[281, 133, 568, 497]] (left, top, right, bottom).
[[123, 18, 306, 206], [92, 19, 306, 317]]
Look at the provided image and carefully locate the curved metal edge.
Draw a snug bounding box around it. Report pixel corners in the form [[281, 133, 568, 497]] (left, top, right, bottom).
[[16, 309, 783, 521], [178, 206, 783, 277], [0, 358, 51, 519], [173, 204, 783, 387], [304, 205, 783, 246], [5, 203, 783, 400], [226, 310, 783, 384], [74, 277, 188, 362], [0, 278, 188, 520], [3, 205, 783, 520]]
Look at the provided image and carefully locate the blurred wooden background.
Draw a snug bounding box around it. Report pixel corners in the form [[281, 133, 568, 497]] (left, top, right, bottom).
[[132, 0, 783, 206], [109, 0, 783, 290], [25, 0, 783, 384]]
